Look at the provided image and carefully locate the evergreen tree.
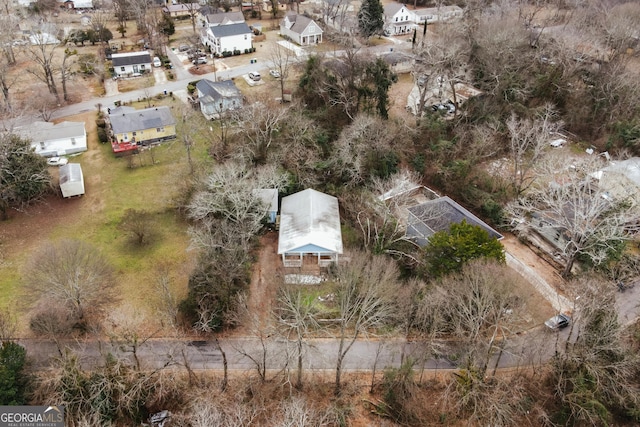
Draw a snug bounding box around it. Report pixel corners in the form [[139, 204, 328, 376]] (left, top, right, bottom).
[[357, 0, 384, 39], [0, 342, 28, 405], [422, 220, 505, 278]]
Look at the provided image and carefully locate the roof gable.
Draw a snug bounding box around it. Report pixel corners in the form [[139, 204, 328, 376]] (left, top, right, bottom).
[[206, 11, 245, 25], [196, 79, 242, 103]]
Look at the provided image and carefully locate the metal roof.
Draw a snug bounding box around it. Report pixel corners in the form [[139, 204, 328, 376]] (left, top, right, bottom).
[[16, 121, 85, 144], [278, 189, 343, 255], [109, 106, 176, 134], [406, 196, 503, 246], [59, 163, 83, 184]]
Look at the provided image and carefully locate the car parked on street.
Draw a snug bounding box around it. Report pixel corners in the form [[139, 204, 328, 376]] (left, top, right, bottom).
[[544, 313, 571, 330], [47, 156, 68, 166]]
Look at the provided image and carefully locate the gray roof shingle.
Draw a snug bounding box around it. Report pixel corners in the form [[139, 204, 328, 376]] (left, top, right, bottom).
[[209, 22, 252, 37], [109, 106, 176, 134]]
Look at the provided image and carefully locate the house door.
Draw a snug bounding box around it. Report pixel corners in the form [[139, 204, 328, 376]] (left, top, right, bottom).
[[133, 65, 139, 73]]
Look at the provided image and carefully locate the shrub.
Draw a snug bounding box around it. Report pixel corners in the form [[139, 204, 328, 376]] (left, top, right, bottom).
[[96, 118, 106, 128], [233, 49, 241, 56], [97, 127, 108, 143]]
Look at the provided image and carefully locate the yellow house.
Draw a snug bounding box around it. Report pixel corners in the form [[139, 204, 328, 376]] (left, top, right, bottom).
[[108, 106, 177, 146]]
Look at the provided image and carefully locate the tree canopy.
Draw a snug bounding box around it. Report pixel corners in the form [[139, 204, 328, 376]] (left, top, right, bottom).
[[357, 0, 384, 39], [0, 133, 51, 220], [0, 341, 28, 405], [422, 220, 505, 278]]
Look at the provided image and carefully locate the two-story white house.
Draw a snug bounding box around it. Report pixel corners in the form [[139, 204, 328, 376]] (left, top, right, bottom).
[[201, 22, 253, 55], [280, 12, 323, 45], [111, 51, 152, 77], [383, 3, 415, 35]]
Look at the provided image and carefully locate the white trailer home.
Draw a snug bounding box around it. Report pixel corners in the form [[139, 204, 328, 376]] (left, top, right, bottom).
[[59, 163, 85, 198]]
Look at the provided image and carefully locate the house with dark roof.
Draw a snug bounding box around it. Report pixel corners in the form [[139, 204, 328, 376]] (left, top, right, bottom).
[[162, 3, 200, 18], [208, 11, 245, 26], [196, 79, 243, 119], [406, 196, 503, 246], [280, 13, 323, 45], [108, 106, 176, 154], [111, 51, 151, 77], [201, 22, 253, 55]]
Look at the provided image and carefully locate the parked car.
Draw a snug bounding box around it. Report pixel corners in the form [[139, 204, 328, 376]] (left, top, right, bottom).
[[47, 156, 68, 166], [544, 313, 571, 330], [153, 56, 162, 67], [248, 72, 261, 81], [269, 69, 280, 78], [178, 44, 190, 52], [192, 57, 207, 65]]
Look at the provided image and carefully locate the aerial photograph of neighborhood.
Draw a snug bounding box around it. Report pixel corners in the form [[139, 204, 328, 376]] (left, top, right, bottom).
[[1, 0, 640, 424]]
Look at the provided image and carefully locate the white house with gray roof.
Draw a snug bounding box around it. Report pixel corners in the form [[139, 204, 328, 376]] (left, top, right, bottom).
[[278, 189, 342, 267], [196, 79, 243, 119], [280, 13, 323, 45], [384, 3, 415, 35], [111, 51, 152, 77], [201, 22, 252, 55], [15, 121, 87, 157]]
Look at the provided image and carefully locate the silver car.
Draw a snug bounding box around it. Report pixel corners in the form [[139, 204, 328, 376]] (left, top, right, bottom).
[[544, 313, 571, 330]]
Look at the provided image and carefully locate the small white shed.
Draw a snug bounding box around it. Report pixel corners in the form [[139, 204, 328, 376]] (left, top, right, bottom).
[[59, 163, 85, 198]]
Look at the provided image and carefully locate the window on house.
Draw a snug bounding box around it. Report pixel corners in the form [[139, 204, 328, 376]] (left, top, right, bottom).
[[40, 141, 45, 148], [120, 66, 125, 71], [395, 17, 398, 21], [71, 137, 76, 145], [244, 34, 247, 40], [132, 132, 137, 136], [156, 127, 164, 132]]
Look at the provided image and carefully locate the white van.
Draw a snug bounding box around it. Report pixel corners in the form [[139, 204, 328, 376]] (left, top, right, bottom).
[[153, 57, 162, 67]]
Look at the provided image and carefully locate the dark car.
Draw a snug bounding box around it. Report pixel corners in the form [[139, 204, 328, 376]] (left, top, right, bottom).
[[544, 313, 571, 330]]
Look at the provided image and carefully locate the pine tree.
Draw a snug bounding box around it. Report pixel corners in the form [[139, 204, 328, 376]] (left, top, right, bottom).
[[357, 0, 384, 39]]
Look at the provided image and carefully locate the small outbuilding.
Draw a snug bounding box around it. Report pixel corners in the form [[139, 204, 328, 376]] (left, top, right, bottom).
[[278, 188, 343, 267], [59, 163, 85, 198], [253, 188, 279, 223]]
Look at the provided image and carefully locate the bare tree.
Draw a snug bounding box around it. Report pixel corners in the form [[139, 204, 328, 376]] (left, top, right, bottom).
[[60, 48, 77, 102], [0, 307, 16, 341], [118, 208, 157, 245], [228, 292, 275, 383], [232, 101, 289, 165], [26, 29, 61, 102], [106, 305, 159, 371], [330, 251, 398, 395], [506, 103, 561, 196], [552, 276, 640, 425], [188, 162, 289, 249], [275, 286, 320, 389], [24, 239, 117, 327], [269, 44, 294, 102], [506, 155, 640, 277]]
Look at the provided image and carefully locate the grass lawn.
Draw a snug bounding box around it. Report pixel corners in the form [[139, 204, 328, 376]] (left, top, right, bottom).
[[0, 102, 213, 335]]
